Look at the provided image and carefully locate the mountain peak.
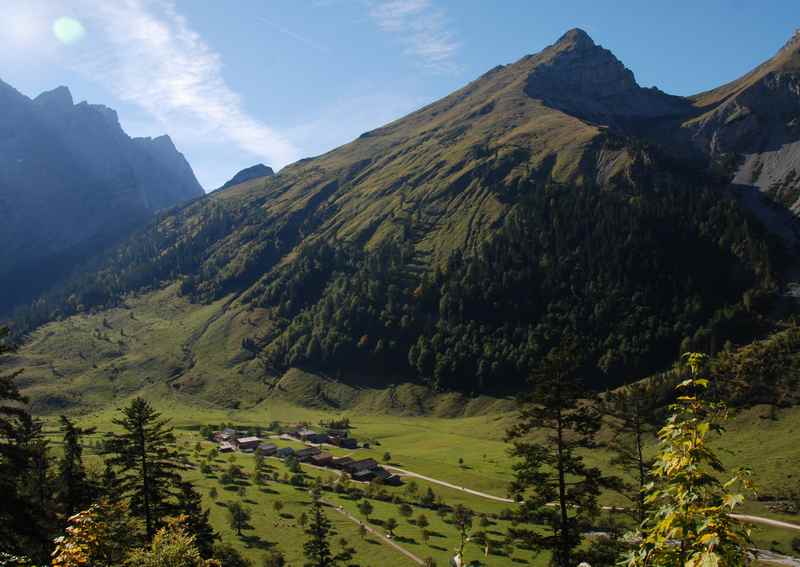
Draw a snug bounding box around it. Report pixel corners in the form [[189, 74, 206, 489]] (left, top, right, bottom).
[[774, 28, 800, 68], [34, 86, 74, 110], [782, 28, 800, 51], [553, 28, 596, 51], [220, 163, 275, 190], [520, 28, 690, 125]]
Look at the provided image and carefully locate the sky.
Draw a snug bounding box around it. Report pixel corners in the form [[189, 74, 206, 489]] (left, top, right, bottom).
[[0, 0, 796, 190]]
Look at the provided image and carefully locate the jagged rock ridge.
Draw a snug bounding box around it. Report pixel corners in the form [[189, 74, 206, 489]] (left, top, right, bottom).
[[0, 80, 204, 313]]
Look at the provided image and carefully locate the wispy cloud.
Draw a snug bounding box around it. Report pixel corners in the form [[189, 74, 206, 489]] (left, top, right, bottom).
[[71, 0, 299, 172], [259, 16, 330, 53], [368, 0, 460, 72]]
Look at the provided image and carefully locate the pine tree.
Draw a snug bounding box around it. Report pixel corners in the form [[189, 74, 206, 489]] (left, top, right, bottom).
[[103, 397, 182, 540], [601, 380, 662, 525], [58, 415, 96, 518], [506, 340, 617, 567], [303, 491, 338, 567], [16, 413, 55, 563], [0, 326, 39, 555], [177, 482, 217, 558], [228, 501, 251, 537]]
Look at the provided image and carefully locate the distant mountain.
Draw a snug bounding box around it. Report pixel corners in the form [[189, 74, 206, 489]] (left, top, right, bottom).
[[685, 31, 800, 215], [219, 164, 274, 190], [0, 80, 203, 313], [6, 29, 800, 410]]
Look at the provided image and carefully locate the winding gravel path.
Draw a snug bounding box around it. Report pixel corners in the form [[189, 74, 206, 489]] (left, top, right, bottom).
[[321, 498, 424, 565]]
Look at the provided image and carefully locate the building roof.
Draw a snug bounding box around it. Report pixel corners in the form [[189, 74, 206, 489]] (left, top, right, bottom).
[[219, 441, 235, 451], [348, 458, 378, 471], [295, 447, 322, 457], [258, 443, 277, 450], [311, 453, 333, 462], [352, 469, 374, 479], [332, 456, 354, 465], [236, 436, 262, 444], [373, 467, 393, 480]]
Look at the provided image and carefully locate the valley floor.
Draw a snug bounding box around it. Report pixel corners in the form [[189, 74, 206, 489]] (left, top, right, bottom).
[[35, 386, 800, 565]]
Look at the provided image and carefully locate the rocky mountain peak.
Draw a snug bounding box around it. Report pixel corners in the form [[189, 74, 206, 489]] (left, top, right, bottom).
[[529, 29, 637, 99], [782, 28, 800, 52], [522, 28, 687, 125], [33, 86, 74, 110], [552, 28, 597, 52]]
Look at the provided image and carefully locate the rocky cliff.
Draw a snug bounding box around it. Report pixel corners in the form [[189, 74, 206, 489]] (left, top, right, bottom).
[[0, 80, 204, 313]]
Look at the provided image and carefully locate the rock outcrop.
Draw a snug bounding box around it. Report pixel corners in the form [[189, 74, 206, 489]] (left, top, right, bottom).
[[220, 163, 275, 190]]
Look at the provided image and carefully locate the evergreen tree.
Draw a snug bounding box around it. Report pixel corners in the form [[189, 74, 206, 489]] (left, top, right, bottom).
[[177, 482, 217, 558], [303, 491, 339, 567], [227, 501, 251, 537], [103, 397, 182, 540], [58, 415, 96, 518], [506, 341, 617, 567], [0, 326, 39, 556], [601, 380, 663, 525], [15, 413, 55, 563]]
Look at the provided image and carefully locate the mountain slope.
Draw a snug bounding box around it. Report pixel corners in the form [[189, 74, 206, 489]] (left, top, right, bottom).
[[5, 29, 799, 411], [685, 30, 800, 216], [0, 80, 203, 314]]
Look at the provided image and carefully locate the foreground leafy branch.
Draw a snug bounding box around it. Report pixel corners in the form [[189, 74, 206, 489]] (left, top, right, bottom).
[[626, 353, 755, 567]]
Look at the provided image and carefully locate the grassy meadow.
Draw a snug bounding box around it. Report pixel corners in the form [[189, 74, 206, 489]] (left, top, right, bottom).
[[7, 286, 800, 564]]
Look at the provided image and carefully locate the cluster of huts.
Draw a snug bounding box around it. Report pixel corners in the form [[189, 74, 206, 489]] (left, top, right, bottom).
[[210, 426, 399, 484], [291, 427, 358, 449]]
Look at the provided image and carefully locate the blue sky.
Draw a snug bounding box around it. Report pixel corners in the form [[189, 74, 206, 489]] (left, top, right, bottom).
[[0, 1, 796, 190]]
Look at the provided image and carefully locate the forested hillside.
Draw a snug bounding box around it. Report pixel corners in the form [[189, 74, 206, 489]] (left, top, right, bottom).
[[5, 28, 800, 403]]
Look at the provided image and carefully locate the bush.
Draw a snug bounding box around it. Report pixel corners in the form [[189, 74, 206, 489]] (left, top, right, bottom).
[[212, 544, 251, 567]]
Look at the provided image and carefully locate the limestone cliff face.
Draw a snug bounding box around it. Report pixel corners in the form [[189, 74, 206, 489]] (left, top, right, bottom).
[[0, 80, 203, 312]]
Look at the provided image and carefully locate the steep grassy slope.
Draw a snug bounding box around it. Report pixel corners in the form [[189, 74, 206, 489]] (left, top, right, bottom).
[[6, 283, 514, 416], [6, 28, 800, 404]]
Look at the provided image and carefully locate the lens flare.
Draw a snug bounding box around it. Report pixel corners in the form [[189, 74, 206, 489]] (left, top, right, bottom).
[[52, 17, 85, 45]]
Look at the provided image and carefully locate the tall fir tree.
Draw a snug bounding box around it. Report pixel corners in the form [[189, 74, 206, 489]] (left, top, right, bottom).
[[0, 326, 39, 556], [16, 413, 56, 563], [58, 415, 96, 518], [506, 340, 617, 567], [601, 380, 663, 526], [303, 491, 339, 567], [104, 397, 182, 540], [177, 482, 218, 558]]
